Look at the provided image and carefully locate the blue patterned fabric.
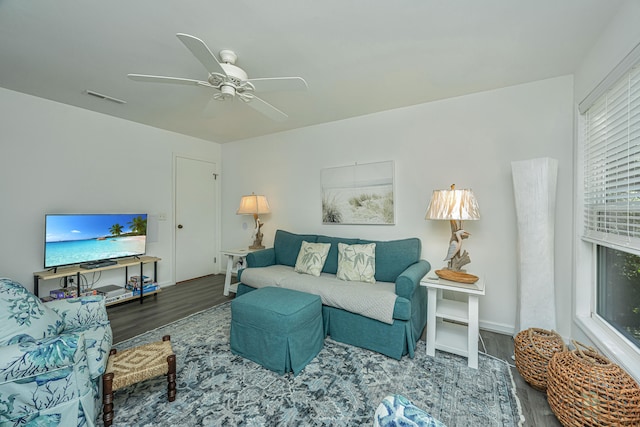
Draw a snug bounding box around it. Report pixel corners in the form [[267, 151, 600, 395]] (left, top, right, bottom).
[[0, 279, 64, 346], [374, 395, 447, 427], [0, 278, 112, 427], [47, 296, 112, 380]]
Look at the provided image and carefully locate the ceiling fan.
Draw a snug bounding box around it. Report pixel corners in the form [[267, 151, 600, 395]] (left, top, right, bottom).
[[128, 33, 308, 121]]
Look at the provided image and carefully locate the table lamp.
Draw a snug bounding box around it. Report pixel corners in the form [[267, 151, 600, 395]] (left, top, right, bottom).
[[425, 184, 480, 272], [237, 193, 271, 249]]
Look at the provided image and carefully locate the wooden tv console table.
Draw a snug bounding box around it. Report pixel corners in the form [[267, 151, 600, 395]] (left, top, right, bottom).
[[33, 256, 160, 305]]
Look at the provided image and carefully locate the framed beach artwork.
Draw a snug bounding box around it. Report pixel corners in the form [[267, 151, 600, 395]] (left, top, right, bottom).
[[321, 161, 395, 225]]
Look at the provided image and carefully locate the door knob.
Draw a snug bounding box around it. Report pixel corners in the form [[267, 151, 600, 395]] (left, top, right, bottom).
[[177, 224, 184, 229]]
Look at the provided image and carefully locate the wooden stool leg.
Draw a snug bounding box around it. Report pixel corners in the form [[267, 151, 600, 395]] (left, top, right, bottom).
[[162, 335, 176, 402], [102, 372, 115, 427], [103, 348, 117, 427], [167, 353, 176, 402]]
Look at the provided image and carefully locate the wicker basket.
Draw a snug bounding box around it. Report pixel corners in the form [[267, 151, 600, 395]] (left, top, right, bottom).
[[514, 328, 566, 391], [547, 341, 640, 426]]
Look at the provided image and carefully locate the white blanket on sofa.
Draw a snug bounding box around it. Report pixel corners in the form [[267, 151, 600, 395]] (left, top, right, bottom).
[[240, 265, 397, 324]]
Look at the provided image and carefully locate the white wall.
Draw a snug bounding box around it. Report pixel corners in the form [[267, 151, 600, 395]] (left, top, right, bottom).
[[222, 75, 574, 336], [0, 88, 221, 292]]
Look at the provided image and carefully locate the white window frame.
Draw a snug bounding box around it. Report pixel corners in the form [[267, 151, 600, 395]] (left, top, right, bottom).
[[575, 43, 640, 382]]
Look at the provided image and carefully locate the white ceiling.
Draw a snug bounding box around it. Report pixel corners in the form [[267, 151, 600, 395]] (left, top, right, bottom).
[[0, 1, 624, 143]]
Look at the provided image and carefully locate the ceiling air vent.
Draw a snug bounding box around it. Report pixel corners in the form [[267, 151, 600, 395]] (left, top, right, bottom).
[[84, 90, 126, 104]]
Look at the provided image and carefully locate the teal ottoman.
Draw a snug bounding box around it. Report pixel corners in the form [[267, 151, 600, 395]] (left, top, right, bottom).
[[230, 287, 324, 375]]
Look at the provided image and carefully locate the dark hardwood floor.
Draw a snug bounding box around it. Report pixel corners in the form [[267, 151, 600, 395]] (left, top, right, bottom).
[[107, 275, 561, 426], [106, 274, 234, 343]]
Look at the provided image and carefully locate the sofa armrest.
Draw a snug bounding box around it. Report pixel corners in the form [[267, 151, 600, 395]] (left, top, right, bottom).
[[0, 333, 94, 426], [246, 248, 276, 268], [46, 295, 109, 331], [395, 259, 431, 300], [0, 333, 84, 383], [46, 296, 112, 380]]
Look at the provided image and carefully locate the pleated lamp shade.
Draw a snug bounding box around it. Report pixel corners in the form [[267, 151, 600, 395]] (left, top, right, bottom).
[[425, 186, 480, 221], [236, 194, 271, 215]]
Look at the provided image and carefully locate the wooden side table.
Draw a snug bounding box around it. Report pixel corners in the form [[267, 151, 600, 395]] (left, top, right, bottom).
[[420, 275, 485, 369], [221, 248, 259, 296]]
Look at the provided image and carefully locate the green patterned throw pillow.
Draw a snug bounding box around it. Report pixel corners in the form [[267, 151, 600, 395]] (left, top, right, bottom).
[[294, 241, 331, 277], [336, 242, 376, 283]]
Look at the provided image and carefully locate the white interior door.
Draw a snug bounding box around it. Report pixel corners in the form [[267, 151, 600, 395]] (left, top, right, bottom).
[[175, 156, 218, 283]]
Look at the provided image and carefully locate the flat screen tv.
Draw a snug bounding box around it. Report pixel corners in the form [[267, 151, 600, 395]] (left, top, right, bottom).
[[44, 213, 147, 269]]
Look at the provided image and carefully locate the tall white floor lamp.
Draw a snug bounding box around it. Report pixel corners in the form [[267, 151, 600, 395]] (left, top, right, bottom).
[[511, 157, 558, 333]]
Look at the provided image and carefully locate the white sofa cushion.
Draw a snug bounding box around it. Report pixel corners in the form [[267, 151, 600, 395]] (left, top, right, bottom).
[[240, 265, 397, 324]]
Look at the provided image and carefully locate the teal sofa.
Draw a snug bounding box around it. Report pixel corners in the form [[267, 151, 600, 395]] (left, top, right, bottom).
[[237, 230, 431, 360]]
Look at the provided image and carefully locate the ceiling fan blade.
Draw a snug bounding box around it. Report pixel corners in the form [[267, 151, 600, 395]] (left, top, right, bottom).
[[244, 95, 288, 122], [176, 33, 227, 76], [127, 74, 206, 86], [246, 77, 308, 92]]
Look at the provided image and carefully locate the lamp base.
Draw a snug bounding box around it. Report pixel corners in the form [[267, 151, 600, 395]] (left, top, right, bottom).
[[447, 253, 471, 271], [442, 266, 467, 273], [249, 230, 264, 250]]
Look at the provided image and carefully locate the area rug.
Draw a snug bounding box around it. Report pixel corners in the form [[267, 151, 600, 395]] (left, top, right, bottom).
[[103, 302, 524, 426]]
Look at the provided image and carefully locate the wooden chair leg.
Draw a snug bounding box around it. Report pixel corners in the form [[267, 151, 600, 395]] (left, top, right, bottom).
[[167, 353, 177, 402], [102, 372, 115, 427]]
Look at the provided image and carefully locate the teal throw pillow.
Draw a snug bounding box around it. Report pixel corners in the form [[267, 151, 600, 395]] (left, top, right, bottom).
[[336, 243, 376, 283], [0, 278, 64, 346], [294, 241, 331, 277]]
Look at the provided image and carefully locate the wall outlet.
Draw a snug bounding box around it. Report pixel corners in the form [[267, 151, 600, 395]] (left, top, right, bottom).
[[157, 213, 167, 221]]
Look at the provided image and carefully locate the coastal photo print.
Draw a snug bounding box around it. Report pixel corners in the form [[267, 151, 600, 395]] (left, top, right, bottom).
[[321, 161, 395, 225]]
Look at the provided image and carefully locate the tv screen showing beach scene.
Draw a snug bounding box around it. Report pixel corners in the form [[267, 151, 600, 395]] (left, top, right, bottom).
[[44, 213, 147, 268]]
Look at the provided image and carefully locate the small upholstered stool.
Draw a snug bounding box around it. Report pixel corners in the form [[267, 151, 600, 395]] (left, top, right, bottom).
[[230, 287, 324, 375], [102, 335, 176, 427]]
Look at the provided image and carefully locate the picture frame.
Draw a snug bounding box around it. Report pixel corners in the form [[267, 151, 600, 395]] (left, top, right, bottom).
[[321, 160, 395, 225]]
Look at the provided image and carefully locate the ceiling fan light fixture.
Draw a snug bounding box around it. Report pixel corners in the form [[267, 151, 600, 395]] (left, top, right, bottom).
[[219, 84, 235, 100]]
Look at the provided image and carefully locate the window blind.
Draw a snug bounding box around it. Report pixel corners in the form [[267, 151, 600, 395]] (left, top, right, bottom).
[[584, 64, 640, 250]]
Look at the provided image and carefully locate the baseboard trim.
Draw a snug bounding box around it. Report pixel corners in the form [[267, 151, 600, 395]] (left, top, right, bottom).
[[479, 320, 515, 336]]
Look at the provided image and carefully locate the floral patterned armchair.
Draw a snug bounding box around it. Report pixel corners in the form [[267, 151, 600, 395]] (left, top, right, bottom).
[[0, 278, 112, 427]]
